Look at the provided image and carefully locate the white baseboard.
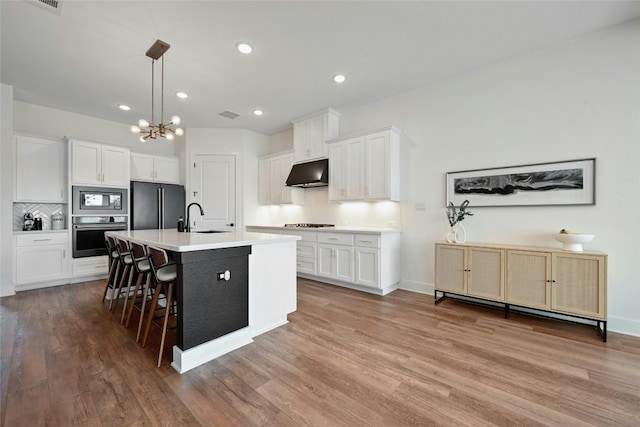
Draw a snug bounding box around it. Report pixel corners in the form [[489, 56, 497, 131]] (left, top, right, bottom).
[[398, 279, 434, 295], [608, 316, 640, 337]]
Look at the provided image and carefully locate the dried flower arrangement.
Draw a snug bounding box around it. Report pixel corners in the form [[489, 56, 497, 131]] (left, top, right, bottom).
[[446, 200, 473, 227]]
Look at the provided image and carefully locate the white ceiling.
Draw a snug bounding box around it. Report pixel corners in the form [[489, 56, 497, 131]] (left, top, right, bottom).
[[2, 1, 639, 136]]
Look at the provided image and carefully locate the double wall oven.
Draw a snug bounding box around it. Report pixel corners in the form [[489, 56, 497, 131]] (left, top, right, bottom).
[[72, 186, 128, 258]]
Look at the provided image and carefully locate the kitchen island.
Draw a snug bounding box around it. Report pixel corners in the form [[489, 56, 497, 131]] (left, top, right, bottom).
[[107, 229, 300, 373]]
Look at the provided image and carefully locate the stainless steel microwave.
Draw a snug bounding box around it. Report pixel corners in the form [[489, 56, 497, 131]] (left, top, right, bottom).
[[72, 186, 128, 215]]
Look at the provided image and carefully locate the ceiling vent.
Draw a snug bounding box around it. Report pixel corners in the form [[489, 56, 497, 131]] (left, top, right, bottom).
[[26, 0, 64, 15], [219, 110, 240, 119]]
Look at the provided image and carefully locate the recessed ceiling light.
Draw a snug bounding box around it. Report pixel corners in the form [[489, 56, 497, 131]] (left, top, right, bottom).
[[333, 74, 346, 83], [118, 104, 131, 111], [176, 92, 188, 99], [253, 110, 263, 116], [237, 42, 253, 54]]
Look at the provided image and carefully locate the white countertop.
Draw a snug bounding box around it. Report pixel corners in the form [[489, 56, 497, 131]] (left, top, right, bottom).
[[107, 229, 299, 252], [247, 225, 401, 235]]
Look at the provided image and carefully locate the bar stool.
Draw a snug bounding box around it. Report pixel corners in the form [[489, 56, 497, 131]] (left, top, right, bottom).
[[141, 245, 178, 368], [102, 235, 121, 310], [123, 241, 153, 337], [111, 237, 134, 315]]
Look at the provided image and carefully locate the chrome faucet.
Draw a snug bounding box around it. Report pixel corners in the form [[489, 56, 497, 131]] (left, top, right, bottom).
[[185, 202, 204, 232]]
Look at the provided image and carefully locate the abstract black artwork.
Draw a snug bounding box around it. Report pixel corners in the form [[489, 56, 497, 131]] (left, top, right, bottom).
[[446, 159, 595, 207]]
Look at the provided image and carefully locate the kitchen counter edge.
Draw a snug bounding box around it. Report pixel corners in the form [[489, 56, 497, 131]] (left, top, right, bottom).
[[247, 225, 401, 235]]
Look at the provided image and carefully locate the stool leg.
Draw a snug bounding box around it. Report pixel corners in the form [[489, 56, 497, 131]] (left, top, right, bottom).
[[120, 268, 136, 324], [102, 258, 118, 303], [136, 274, 152, 342], [158, 282, 174, 368], [141, 281, 163, 348], [111, 264, 130, 314], [106, 262, 121, 310], [124, 270, 145, 326]]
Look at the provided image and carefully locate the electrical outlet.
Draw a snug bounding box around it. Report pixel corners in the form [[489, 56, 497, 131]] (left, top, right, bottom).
[[415, 203, 426, 211]]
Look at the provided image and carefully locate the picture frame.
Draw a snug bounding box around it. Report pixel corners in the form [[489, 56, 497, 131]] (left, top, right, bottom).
[[446, 158, 596, 207]]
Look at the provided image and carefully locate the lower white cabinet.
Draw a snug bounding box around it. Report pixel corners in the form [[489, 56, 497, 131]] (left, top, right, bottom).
[[247, 226, 401, 295], [71, 256, 109, 278], [15, 233, 69, 288]]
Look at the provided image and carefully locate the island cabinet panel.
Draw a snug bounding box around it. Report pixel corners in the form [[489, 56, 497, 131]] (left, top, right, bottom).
[[174, 246, 251, 350]]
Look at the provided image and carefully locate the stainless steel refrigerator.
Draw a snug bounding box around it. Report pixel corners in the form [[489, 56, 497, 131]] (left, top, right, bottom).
[[130, 181, 185, 230]]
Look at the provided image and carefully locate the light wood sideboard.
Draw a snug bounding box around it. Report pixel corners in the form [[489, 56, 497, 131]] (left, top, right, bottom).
[[434, 242, 607, 341]]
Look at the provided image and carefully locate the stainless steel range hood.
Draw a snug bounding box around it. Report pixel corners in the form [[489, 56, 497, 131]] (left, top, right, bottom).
[[285, 158, 328, 188]]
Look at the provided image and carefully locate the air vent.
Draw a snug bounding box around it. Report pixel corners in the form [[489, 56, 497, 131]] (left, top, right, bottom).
[[26, 0, 64, 14], [219, 110, 240, 119]]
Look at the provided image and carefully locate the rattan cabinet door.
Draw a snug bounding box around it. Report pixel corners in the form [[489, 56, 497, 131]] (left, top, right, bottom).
[[551, 253, 606, 320], [507, 250, 552, 310], [468, 247, 505, 301], [435, 244, 467, 294]]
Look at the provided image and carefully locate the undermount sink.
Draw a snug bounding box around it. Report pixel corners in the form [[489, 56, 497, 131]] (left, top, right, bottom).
[[194, 230, 227, 234]]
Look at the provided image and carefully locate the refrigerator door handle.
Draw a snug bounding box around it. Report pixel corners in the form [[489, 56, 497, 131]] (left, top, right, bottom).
[[157, 187, 163, 229], [161, 187, 165, 229]]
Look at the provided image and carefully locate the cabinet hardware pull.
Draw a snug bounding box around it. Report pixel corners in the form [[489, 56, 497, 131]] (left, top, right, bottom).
[[97, 172, 100, 181], [328, 237, 338, 240], [63, 249, 66, 258], [34, 238, 53, 242], [359, 240, 372, 243]]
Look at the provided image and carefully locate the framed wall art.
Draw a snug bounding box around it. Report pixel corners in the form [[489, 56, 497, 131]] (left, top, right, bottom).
[[446, 158, 595, 207]]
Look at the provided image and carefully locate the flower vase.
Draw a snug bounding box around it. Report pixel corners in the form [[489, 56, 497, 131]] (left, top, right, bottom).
[[446, 223, 466, 243]]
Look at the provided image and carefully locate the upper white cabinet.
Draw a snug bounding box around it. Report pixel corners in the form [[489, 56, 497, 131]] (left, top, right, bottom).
[[292, 109, 340, 163], [258, 152, 304, 205], [70, 140, 130, 187], [328, 126, 401, 202], [14, 135, 67, 202], [328, 136, 365, 201], [131, 153, 179, 183]]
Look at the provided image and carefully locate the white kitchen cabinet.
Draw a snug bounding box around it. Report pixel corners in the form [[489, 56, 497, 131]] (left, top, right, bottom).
[[71, 256, 109, 278], [318, 244, 354, 283], [131, 153, 179, 183], [354, 234, 382, 288], [14, 135, 67, 202], [247, 226, 401, 296], [281, 230, 318, 276], [328, 126, 401, 202], [328, 136, 365, 201], [258, 152, 303, 205], [70, 140, 130, 187], [15, 232, 69, 289], [292, 109, 340, 163]]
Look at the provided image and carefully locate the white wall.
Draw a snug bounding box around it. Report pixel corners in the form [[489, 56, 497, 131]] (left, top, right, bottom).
[[186, 128, 271, 230], [0, 84, 15, 296], [334, 21, 638, 335]]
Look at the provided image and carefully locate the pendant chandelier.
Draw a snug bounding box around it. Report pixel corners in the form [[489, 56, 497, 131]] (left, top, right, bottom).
[[131, 39, 184, 142]]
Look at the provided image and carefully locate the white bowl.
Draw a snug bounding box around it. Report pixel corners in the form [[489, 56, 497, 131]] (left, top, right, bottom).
[[554, 233, 595, 251]]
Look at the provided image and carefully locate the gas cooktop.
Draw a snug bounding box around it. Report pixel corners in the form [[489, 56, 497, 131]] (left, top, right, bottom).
[[284, 223, 335, 228]]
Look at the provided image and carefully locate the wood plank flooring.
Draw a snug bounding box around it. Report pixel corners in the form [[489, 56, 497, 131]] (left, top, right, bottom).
[[1, 277, 639, 426]]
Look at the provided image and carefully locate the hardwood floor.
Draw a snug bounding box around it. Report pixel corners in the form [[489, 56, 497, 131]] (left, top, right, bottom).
[[1, 277, 639, 426]]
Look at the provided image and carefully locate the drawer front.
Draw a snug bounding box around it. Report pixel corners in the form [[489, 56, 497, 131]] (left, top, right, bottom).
[[318, 232, 353, 246], [296, 257, 317, 276], [354, 234, 380, 248], [16, 233, 68, 246], [296, 241, 317, 258], [282, 230, 318, 242], [72, 256, 108, 277]]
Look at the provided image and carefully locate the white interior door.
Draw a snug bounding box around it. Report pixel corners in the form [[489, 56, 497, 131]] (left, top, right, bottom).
[[190, 155, 236, 231]]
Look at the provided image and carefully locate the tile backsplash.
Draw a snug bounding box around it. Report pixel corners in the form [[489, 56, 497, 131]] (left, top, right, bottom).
[[13, 203, 67, 231]]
